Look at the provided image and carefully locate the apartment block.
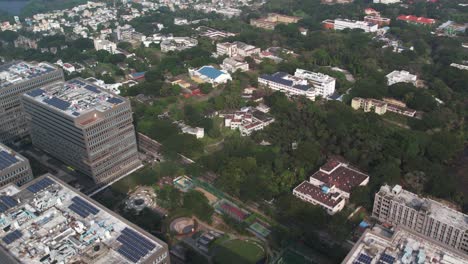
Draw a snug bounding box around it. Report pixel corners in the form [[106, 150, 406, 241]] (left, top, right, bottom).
[[216, 41, 260, 58], [372, 185, 468, 257], [294, 69, 336, 97], [351, 97, 418, 117], [94, 39, 117, 54], [351, 97, 388, 115], [258, 72, 316, 100], [0, 174, 169, 264], [0, 61, 64, 143], [386, 70, 417, 86], [0, 143, 33, 187], [22, 78, 141, 185]]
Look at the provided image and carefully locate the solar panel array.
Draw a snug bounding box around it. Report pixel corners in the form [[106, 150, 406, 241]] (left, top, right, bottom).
[[84, 84, 101, 94], [69, 79, 86, 86], [379, 253, 395, 264], [107, 97, 123, 104], [0, 151, 18, 170], [356, 253, 373, 264], [68, 196, 100, 218], [27, 88, 45, 97], [116, 227, 156, 263], [44, 97, 71, 111], [2, 230, 22, 245], [27, 177, 54, 193], [0, 196, 17, 213]]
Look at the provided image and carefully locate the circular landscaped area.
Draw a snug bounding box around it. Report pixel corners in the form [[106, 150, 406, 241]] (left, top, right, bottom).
[[169, 217, 196, 235], [213, 239, 265, 264]]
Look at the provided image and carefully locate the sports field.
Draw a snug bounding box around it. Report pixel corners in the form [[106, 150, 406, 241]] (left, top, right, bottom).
[[249, 221, 271, 238], [213, 239, 265, 264]]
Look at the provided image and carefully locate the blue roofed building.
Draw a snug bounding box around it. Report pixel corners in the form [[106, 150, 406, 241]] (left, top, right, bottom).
[[189, 66, 232, 86], [258, 72, 317, 100], [0, 143, 32, 187]]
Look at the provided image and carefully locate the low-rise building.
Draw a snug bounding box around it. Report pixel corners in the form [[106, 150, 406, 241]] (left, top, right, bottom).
[[0, 143, 33, 187], [342, 226, 468, 264], [364, 15, 391, 27], [450, 63, 468, 71], [216, 41, 260, 57], [397, 15, 436, 25], [0, 174, 170, 264], [331, 18, 379, 32], [258, 72, 316, 100], [221, 58, 249, 72], [293, 158, 369, 215], [351, 97, 387, 115], [173, 121, 205, 139], [189, 66, 232, 85], [352, 97, 418, 117], [197, 26, 236, 40], [250, 13, 301, 30], [373, 0, 400, 4], [372, 185, 468, 257], [160, 37, 198, 52], [221, 107, 274, 136], [386, 70, 417, 86]]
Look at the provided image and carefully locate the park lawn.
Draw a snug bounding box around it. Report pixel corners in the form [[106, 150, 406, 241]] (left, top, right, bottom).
[[213, 239, 264, 264]]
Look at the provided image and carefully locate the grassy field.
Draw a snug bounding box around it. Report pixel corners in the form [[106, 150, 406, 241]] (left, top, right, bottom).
[[213, 239, 265, 264]]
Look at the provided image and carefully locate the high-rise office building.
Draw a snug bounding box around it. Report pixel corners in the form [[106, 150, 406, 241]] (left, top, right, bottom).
[[0, 174, 169, 264], [0, 143, 33, 186], [22, 78, 141, 185], [372, 185, 468, 257], [0, 61, 64, 143]]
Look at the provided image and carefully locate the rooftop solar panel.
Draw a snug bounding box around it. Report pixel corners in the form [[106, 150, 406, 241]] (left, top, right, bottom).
[[68, 203, 89, 218], [107, 97, 123, 104], [84, 84, 101, 94], [122, 228, 156, 250], [72, 196, 99, 215], [27, 89, 44, 97], [0, 151, 18, 170], [379, 253, 395, 264], [43, 97, 71, 111], [27, 177, 54, 193], [0, 203, 8, 213], [2, 230, 22, 245], [118, 235, 149, 257], [118, 245, 140, 263], [0, 196, 17, 208]]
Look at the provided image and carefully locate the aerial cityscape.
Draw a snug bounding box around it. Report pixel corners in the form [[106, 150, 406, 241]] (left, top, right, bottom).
[[0, 0, 466, 263]]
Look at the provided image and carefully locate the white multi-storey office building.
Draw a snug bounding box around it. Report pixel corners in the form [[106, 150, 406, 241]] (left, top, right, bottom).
[[373, 185, 468, 257], [0, 61, 64, 143], [22, 78, 141, 185]]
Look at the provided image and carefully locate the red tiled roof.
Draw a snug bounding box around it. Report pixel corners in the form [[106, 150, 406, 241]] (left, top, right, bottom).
[[397, 15, 435, 24], [311, 159, 369, 193], [294, 181, 343, 207], [220, 203, 248, 220]]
